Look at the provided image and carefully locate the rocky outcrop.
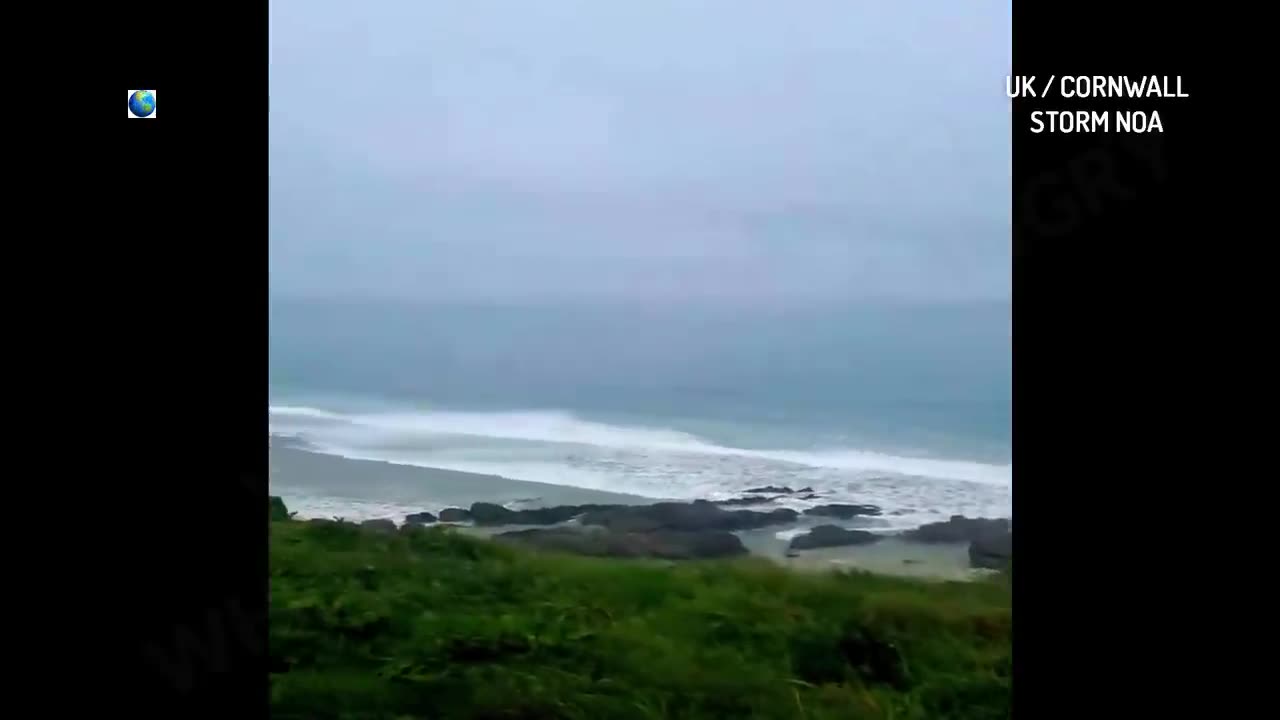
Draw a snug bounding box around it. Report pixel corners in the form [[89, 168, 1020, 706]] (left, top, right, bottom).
[[788, 525, 882, 550], [456, 499, 799, 531], [496, 526, 748, 560], [404, 511, 437, 525], [438, 508, 472, 523], [468, 502, 624, 526], [739, 485, 815, 494], [468, 502, 516, 524], [968, 531, 1012, 569], [902, 516, 1010, 544], [804, 504, 882, 519], [745, 485, 796, 494], [580, 500, 798, 533], [713, 495, 777, 506], [269, 496, 290, 522], [359, 519, 398, 534], [467, 502, 514, 524]]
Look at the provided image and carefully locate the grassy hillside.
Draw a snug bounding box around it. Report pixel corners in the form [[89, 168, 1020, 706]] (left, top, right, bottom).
[[270, 515, 1011, 720]]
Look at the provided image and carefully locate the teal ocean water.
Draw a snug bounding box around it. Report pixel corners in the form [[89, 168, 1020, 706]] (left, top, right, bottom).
[[269, 298, 1011, 529]]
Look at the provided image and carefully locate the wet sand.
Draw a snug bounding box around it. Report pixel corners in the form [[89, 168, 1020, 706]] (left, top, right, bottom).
[[271, 446, 656, 520]]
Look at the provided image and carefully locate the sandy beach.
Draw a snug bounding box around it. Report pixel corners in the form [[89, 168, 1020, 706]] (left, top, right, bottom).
[[270, 446, 657, 519], [271, 445, 988, 580]]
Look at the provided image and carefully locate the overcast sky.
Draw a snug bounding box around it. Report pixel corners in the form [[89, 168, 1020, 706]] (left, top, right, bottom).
[[269, 0, 1011, 305]]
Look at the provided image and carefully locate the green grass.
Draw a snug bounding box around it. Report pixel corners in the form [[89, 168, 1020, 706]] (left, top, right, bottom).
[[270, 517, 1011, 720]]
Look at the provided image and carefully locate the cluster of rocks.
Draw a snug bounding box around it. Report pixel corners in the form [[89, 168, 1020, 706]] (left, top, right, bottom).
[[803, 503, 882, 519], [713, 495, 780, 507], [405, 502, 1011, 568], [712, 486, 826, 505], [902, 516, 1009, 544], [274, 493, 1009, 570], [745, 485, 809, 494], [580, 500, 799, 532], [415, 499, 806, 531], [414, 499, 810, 559], [900, 515, 1012, 570]]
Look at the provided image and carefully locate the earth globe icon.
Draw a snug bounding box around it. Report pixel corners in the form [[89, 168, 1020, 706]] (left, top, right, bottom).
[[129, 90, 156, 117]]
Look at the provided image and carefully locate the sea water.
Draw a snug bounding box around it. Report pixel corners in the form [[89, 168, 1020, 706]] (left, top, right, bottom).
[[269, 297, 1011, 530]]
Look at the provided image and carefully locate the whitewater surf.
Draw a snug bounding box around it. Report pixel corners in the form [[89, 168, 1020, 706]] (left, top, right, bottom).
[[269, 403, 1013, 530]]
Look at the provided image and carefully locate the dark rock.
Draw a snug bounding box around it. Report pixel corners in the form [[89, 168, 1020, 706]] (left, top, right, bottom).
[[580, 500, 798, 533], [713, 495, 777, 506], [496, 527, 748, 560], [797, 486, 814, 493], [799, 493, 822, 500], [518, 504, 624, 524], [468, 502, 624, 526], [469, 502, 516, 524], [359, 519, 398, 534], [804, 503, 883, 519], [903, 515, 1010, 544], [438, 508, 472, 523], [745, 485, 795, 494], [968, 531, 1012, 569], [503, 506, 572, 524], [305, 518, 363, 534], [269, 496, 290, 522], [789, 525, 882, 550], [404, 511, 437, 525]]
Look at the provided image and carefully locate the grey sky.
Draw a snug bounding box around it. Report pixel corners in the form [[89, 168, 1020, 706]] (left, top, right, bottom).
[[270, 0, 1010, 304]]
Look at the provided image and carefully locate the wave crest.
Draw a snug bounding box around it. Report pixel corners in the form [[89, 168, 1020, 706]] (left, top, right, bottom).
[[269, 404, 1012, 487]]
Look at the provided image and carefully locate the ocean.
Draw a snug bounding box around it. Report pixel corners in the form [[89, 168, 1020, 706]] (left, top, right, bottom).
[[269, 297, 1011, 531]]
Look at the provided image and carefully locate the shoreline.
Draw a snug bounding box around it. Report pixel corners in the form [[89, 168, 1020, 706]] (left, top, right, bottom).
[[271, 444, 1003, 581], [270, 444, 659, 515]]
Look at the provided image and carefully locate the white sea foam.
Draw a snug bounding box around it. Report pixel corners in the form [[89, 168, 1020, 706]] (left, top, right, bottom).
[[270, 405, 1012, 486], [269, 403, 1012, 526], [774, 528, 808, 542], [271, 405, 347, 421]]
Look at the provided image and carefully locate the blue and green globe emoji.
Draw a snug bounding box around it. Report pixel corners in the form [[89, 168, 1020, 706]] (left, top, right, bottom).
[[129, 90, 156, 117]]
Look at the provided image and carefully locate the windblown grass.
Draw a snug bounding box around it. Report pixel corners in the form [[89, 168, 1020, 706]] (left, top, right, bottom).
[[270, 516, 1010, 719]]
